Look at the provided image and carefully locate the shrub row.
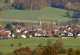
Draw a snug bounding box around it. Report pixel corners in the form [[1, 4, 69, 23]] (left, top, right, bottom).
[[12, 39, 80, 55]]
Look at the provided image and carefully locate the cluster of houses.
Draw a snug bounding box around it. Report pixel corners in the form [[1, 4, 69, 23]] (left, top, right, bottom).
[[0, 22, 80, 39]]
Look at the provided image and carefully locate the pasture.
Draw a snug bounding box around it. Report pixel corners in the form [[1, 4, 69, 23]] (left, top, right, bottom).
[[0, 37, 80, 55], [0, 7, 72, 24]]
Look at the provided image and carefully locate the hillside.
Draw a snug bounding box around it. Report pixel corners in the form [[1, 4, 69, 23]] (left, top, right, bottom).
[[0, 7, 72, 24]]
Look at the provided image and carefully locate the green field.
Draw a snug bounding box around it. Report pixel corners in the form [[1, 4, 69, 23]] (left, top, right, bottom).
[[0, 37, 80, 55], [0, 7, 72, 24]]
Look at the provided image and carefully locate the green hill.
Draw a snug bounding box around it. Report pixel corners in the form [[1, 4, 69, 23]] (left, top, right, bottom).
[[0, 7, 72, 24]]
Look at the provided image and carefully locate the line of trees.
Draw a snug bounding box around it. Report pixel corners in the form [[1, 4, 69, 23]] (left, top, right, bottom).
[[11, 39, 80, 55]]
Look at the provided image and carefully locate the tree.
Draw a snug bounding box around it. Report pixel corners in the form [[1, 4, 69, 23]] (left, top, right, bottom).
[[10, 43, 14, 48], [18, 42, 22, 47], [65, 11, 71, 17], [5, 23, 13, 30], [14, 47, 32, 55], [75, 49, 80, 55], [67, 48, 75, 55]]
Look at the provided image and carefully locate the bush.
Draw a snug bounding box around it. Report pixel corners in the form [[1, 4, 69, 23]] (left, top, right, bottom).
[[53, 39, 64, 50], [10, 43, 14, 48], [37, 43, 43, 47], [58, 48, 66, 54], [45, 46, 58, 55], [18, 42, 22, 47], [75, 49, 80, 55], [33, 47, 46, 55], [33, 45, 58, 55], [14, 47, 32, 55], [67, 48, 75, 55]]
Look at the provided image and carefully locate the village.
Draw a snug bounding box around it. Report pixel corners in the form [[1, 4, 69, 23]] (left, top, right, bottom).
[[0, 0, 80, 55], [0, 22, 80, 39]]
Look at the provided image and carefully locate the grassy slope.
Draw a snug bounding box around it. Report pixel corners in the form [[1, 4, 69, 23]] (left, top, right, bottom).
[[0, 38, 80, 54], [0, 7, 71, 23]]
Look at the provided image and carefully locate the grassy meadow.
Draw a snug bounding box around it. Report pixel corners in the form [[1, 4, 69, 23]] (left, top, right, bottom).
[[0, 37, 80, 55], [0, 7, 72, 24]]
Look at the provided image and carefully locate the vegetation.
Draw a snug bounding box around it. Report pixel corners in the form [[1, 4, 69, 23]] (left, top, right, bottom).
[[0, 37, 80, 55], [11, 38, 80, 55], [14, 47, 32, 55], [0, 7, 72, 24]]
